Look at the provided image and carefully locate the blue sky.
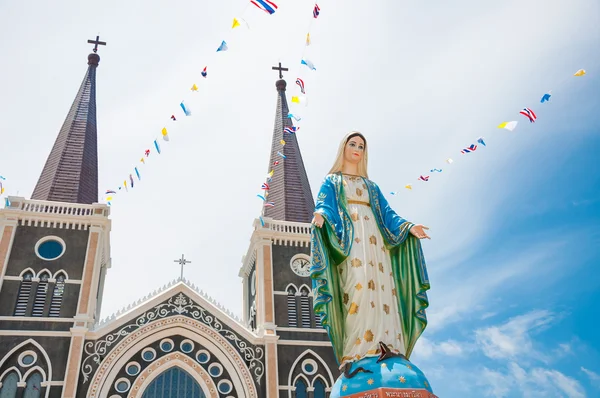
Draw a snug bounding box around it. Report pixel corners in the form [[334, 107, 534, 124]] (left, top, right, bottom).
[[0, 0, 599, 396]]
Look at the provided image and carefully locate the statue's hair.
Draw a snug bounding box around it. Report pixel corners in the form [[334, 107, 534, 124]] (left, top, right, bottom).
[[328, 132, 369, 178]]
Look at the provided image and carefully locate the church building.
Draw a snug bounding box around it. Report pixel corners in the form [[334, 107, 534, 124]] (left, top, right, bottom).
[[0, 39, 337, 397]]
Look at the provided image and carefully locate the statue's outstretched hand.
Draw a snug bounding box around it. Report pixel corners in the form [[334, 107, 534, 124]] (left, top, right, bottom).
[[410, 224, 430, 239], [312, 213, 324, 228]]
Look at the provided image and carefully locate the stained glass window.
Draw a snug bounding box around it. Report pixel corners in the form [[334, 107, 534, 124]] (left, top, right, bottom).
[[142, 367, 206, 398], [23, 372, 42, 398], [294, 378, 307, 398], [0, 371, 18, 398], [314, 378, 326, 398]]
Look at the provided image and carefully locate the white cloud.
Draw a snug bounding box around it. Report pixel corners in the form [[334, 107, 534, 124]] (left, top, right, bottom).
[[581, 367, 600, 388], [475, 310, 557, 361]]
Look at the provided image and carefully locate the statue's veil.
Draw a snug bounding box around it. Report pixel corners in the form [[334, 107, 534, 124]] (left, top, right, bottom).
[[328, 131, 369, 178]]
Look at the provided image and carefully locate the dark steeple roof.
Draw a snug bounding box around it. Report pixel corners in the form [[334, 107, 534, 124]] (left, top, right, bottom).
[[31, 46, 103, 204], [263, 79, 315, 223]]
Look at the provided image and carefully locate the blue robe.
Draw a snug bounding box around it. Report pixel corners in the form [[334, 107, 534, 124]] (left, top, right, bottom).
[[310, 173, 430, 365]]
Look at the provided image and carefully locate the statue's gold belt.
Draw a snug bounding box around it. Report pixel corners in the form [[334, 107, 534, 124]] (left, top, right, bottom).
[[347, 200, 370, 207]]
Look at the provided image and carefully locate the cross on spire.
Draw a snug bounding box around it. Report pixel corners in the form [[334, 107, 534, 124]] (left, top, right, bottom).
[[271, 62, 288, 79], [87, 35, 106, 53], [174, 254, 192, 279]]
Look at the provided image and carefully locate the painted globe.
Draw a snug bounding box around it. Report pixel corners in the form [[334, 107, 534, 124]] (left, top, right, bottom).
[[330, 355, 437, 398]]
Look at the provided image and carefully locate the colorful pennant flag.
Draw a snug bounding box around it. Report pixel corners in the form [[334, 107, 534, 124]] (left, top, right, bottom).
[[264, 201, 275, 207], [541, 92, 552, 103], [154, 139, 161, 154], [162, 127, 169, 141], [497, 121, 518, 131], [105, 190, 116, 194], [461, 144, 477, 154], [301, 59, 316, 70], [306, 33, 311, 45], [145, 149, 151, 157], [251, 0, 278, 15], [201, 67, 207, 77], [287, 113, 301, 121], [574, 69, 586, 77], [296, 78, 305, 94], [405, 184, 413, 190], [129, 174, 134, 188], [284, 126, 299, 134], [217, 41, 228, 52], [477, 137, 486, 146], [135, 167, 141, 180], [519, 108, 537, 123], [277, 151, 286, 159], [262, 183, 270, 190], [191, 84, 198, 92], [430, 168, 442, 172], [419, 176, 429, 182], [280, 139, 286, 145], [446, 158, 454, 164], [313, 4, 321, 18], [170, 115, 177, 121], [180, 102, 191, 116], [232, 18, 240, 28]]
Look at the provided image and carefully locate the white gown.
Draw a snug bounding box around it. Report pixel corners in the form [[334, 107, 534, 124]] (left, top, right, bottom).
[[339, 175, 405, 366]]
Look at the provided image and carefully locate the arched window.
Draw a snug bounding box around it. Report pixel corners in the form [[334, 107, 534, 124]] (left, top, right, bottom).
[[314, 378, 326, 398], [294, 378, 308, 398], [0, 371, 19, 398], [48, 273, 66, 317], [23, 371, 42, 398], [32, 272, 50, 317], [142, 367, 206, 398], [299, 287, 311, 328], [14, 271, 34, 316], [287, 285, 298, 327]]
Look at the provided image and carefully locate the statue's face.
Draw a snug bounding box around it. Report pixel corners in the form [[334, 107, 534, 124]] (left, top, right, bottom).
[[344, 136, 365, 165]]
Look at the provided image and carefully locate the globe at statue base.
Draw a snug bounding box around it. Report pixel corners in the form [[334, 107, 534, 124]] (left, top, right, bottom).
[[330, 355, 437, 398]]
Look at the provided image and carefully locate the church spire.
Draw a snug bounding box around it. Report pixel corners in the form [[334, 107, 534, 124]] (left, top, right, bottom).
[[263, 63, 314, 223], [31, 36, 106, 204]]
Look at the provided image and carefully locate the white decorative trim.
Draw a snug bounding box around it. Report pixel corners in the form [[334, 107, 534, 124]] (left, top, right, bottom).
[[22, 365, 47, 383], [217, 379, 233, 395], [93, 279, 245, 331], [311, 374, 330, 388], [287, 349, 334, 390], [0, 331, 71, 337], [291, 373, 310, 395], [114, 377, 131, 393], [0, 366, 22, 383], [18, 268, 36, 278], [276, 327, 327, 334], [36, 268, 53, 279], [302, 359, 318, 375], [283, 283, 298, 294], [88, 320, 259, 398], [297, 284, 311, 295], [158, 338, 174, 353], [53, 270, 69, 279], [140, 348, 156, 362], [17, 351, 37, 367], [180, 339, 195, 353], [278, 340, 332, 346], [34, 236, 67, 261], [3, 275, 81, 284], [125, 361, 141, 376], [208, 363, 224, 378], [0, 316, 74, 322]]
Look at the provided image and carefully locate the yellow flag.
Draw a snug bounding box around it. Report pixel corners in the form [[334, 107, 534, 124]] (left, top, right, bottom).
[[106, 196, 113, 201], [269, 170, 274, 177], [405, 184, 412, 190], [306, 33, 311, 45], [574, 69, 586, 77], [1, 187, 4, 194], [232, 18, 240, 29], [280, 140, 286, 145], [162, 127, 169, 142], [191, 83, 198, 91], [291, 96, 300, 103], [140, 158, 145, 164], [497, 121, 517, 131]]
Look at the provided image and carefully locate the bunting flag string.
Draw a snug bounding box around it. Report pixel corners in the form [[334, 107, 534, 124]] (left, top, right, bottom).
[[389, 67, 591, 195], [98, 1, 298, 207]]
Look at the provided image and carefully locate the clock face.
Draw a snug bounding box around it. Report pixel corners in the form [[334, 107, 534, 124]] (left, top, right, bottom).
[[291, 257, 311, 277], [250, 271, 256, 295]]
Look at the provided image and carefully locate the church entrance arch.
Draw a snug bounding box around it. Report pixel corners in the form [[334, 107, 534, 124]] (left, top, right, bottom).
[[91, 317, 258, 398], [140, 362, 208, 398]]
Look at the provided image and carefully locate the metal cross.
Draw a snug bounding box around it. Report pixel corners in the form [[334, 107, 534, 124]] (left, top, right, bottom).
[[174, 254, 192, 279], [87, 35, 107, 53], [271, 62, 288, 79]]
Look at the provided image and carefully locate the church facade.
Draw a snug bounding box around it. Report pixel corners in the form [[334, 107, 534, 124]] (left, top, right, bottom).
[[0, 42, 337, 397]]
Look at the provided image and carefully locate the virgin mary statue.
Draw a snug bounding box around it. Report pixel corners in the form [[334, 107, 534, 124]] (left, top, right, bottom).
[[310, 132, 431, 371]]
